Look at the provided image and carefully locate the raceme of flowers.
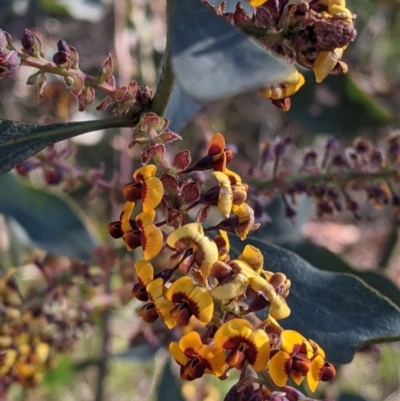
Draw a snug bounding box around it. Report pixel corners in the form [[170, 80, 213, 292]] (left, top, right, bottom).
[[208, 0, 357, 111], [108, 131, 336, 397]]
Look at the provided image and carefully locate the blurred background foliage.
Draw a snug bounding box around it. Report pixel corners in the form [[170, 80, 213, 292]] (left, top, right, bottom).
[[1, 0, 400, 400]]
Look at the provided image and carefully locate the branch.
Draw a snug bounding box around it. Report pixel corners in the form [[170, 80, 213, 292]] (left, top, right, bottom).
[[150, 0, 176, 117], [248, 168, 397, 192]]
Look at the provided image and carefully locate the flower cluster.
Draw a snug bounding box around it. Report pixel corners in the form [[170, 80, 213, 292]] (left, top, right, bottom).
[[207, 0, 357, 110], [0, 253, 118, 396], [109, 127, 336, 399]]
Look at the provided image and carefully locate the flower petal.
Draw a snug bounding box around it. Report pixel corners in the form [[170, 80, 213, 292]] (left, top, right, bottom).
[[313, 48, 344, 83], [213, 171, 233, 217], [269, 351, 291, 387], [120, 201, 135, 233], [214, 319, 253, 349], [146, 278, 176, 329], [211, 273, 249, 300], [249, 0, 268, 7], [142, 176, 164, 212], [281, 330, 309, 355], [208, 133, 225, 156], [198, 345, 226, 377], [167, 223, 205, 250], [179, 331, 204, 355], [195, 237, 219, 277], [248, 330, 270, 371], [141, 224, 163, 260], [238, 245, 264, 274], [134, 260, 154, 285], [169, 342, 189, 366], [134, 165, 157, 182], [136, 210, 155, 229]]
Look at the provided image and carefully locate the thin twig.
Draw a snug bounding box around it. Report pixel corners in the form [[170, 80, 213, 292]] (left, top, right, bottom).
[[249, 168, 397, 192]]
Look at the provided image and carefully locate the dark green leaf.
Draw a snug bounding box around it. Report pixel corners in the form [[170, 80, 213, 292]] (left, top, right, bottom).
[[0, 117, 130, 176], [281, 241, 400, 308], [338, 393, 370, 401], [112, 343, 158, 362], [165, 83, 202, 132], [170, 0, 294, 103], [155, 359, 185, 401], [230, 235, 400, 364], [288, 73, 392, 136], [0, 174, 98, 259], [256, 195, 312, 243]]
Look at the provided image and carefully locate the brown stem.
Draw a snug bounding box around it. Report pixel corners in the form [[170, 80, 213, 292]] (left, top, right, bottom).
[[94, 269, 112, 401], [19, 53, 116, 96], [249, 168, 397, 192]]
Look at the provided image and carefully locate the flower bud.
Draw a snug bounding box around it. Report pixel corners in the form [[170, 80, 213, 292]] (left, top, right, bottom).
[[21, 29, 42, 57]]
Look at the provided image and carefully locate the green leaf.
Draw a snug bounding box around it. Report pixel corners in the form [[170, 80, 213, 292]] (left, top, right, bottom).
[[256, 195, 312, 243], [43, 356, 74, 388], [0, 117, 131, 176], [165, 83, 202, 132], [281, 241, 400, 308], [155, 359, 185, 401], [338, 394, 370, 401], [230, 235, 400, 364], [288, 73, 392, 136], [170, 0, 294, 103], [0, 174, 98, 259], [112, 343, 158, 362]]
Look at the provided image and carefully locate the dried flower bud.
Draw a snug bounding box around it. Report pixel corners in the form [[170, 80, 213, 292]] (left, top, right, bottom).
[[97, 54, 114, 83], [21, 29, 42, 57], [173, 150, 191, 171]]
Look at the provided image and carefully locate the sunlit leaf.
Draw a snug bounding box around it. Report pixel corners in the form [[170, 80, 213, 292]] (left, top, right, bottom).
[[0, 174, 98, 259], [230, 235, 400, 364], [0, 117, 131, 176], [170, 0, 294, 102]]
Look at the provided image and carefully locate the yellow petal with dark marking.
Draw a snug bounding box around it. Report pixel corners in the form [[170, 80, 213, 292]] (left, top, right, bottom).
[[134, 260, 154, 285], [211, 273, 249, 300], [167, 223, 205, 250], [134, 164, 157, 182], [281, 330, 309, 355], [195, 236, 219, 277], [213, 171, 233, 217], [214, 319, 253, 348], [136, 210, 155, 229], [142, 176, 164, 212], [120, 201, 135, 233], [169, 342, 189, 366], [208, 133, 225, 155], [179, 331, 203, 355], [187, 286, 214, 324], [248, 330, 270, 371], [147, 278, 176, 329], [198, 345, 226, 377], [269, 350, 291, 387], [238, 245, 264, 273], [141, 224, 163, 260], [308, 352, 325, 392], [166, 276, 195, 300]]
